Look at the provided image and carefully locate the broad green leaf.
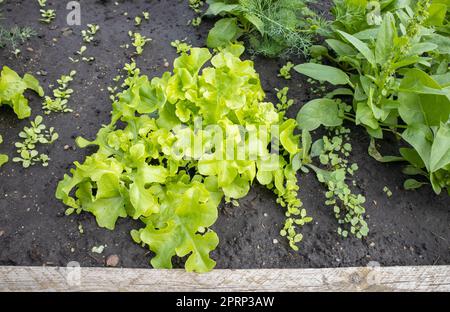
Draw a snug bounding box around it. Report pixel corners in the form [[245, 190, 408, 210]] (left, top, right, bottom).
[[399, 69, 450, 126], [355, 102, 379, 130], [402, 124, 433, 171], [400, 148, 426, 169], [205, 2, 240, 15], [244, 13, 265, 35], [337, 30, 376, 67], [375, 12, 396, 65], [207, 18, 241, 49], [294, 63, 351, 85], [368, 138, 404, 162], [399, 68, 449, 96], [325, 88, 354, 98], [325, 39, 357, 56], [426, 3, 447, 26], [296, 98, 343, 131], [404, 179, 427, 190], [430, 124, 450, 172]]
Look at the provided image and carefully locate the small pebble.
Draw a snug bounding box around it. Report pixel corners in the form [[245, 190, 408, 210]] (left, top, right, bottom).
[[0, 230, 4, 237], [272, 239, 278, 244], [263, 213, 268, 217], [163, 62, 169, 67], [369, 242, 375, 247], [106, 254, 120, 267], [367, 261, 381, 267], [64, 145, 70, 150], [26, 47, 34, 52]]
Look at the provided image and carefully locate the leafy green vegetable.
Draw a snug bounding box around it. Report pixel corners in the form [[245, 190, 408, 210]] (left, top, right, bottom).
[[207, 17, 241, 48], [56, 45, 312, 272], [0, 66, 44, 119], [205, 0, 325, 57], [129, 31, 151, 55], [171, 40, 192, 54], [295, 0, 450, 195], [294, 63, 351, 86], [0, 134, 8, 168], [296, 98, 343, 130]]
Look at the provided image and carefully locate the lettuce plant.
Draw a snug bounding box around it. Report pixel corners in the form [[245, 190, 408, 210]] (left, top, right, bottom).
[[56, 45, 312, 272], [0, 66, 44, 119]]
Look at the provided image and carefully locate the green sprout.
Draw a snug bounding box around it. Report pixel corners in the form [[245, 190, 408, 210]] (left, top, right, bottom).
[[135, 16, 142, 26], [383, 186, 393, 197], [278, 61, 294, 80], [189, 16, 202, 27], [129, 31, 151, 55], [13, 115, 58, 168], [171, 40, 192, 54], [42, 70, 76, 114], [275, 87, 294, 115], [82, 24, 99, 43], [39, 9, 55, 24]]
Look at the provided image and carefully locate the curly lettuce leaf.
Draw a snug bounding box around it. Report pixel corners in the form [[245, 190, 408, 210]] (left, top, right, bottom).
[[0, 66, 44, 119]]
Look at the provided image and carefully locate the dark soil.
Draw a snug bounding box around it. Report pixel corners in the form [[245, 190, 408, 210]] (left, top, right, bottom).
[[0, 0, 448, 270]]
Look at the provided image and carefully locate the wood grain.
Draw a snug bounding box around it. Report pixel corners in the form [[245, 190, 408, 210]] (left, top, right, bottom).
[[0, 265, 448, 292]]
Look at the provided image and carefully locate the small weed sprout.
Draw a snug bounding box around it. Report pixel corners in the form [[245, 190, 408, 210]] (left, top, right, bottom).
[[129, 31, 151, 55], [13, 115, 58, 168], [305, 121, 369, 239], [278, 62, 294, 80], [40, 9, 56, 24], [275, 87, 294, 115], [42, 70, 77, 114], [82, 24, 99, 43], [171, 40, 192, 54]]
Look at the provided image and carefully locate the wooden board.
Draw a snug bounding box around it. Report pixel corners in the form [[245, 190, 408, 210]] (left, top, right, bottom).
[[0, 265, 449, 292]]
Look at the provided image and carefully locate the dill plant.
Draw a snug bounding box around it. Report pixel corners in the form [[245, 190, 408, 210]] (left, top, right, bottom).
[[205, 0, 327, 57]]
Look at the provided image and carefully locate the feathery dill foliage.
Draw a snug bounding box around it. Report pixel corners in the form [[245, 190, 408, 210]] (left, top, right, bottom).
[[206, 0, 327, 58], [0, 25, 36, 52], [242, 0, 315, 57]]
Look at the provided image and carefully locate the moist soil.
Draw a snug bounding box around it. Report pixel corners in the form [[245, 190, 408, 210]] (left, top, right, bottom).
[[0, 0, 448, 269]]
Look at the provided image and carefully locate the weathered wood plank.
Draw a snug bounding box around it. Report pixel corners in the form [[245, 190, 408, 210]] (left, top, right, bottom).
[[0, 266, 448, 292]]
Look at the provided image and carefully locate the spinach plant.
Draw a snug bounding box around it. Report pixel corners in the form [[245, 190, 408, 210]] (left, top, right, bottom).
[[295, 0, 450, 195]]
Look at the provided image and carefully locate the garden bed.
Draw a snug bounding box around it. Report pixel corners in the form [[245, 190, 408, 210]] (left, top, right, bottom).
[[0, 0, 448, 272]]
